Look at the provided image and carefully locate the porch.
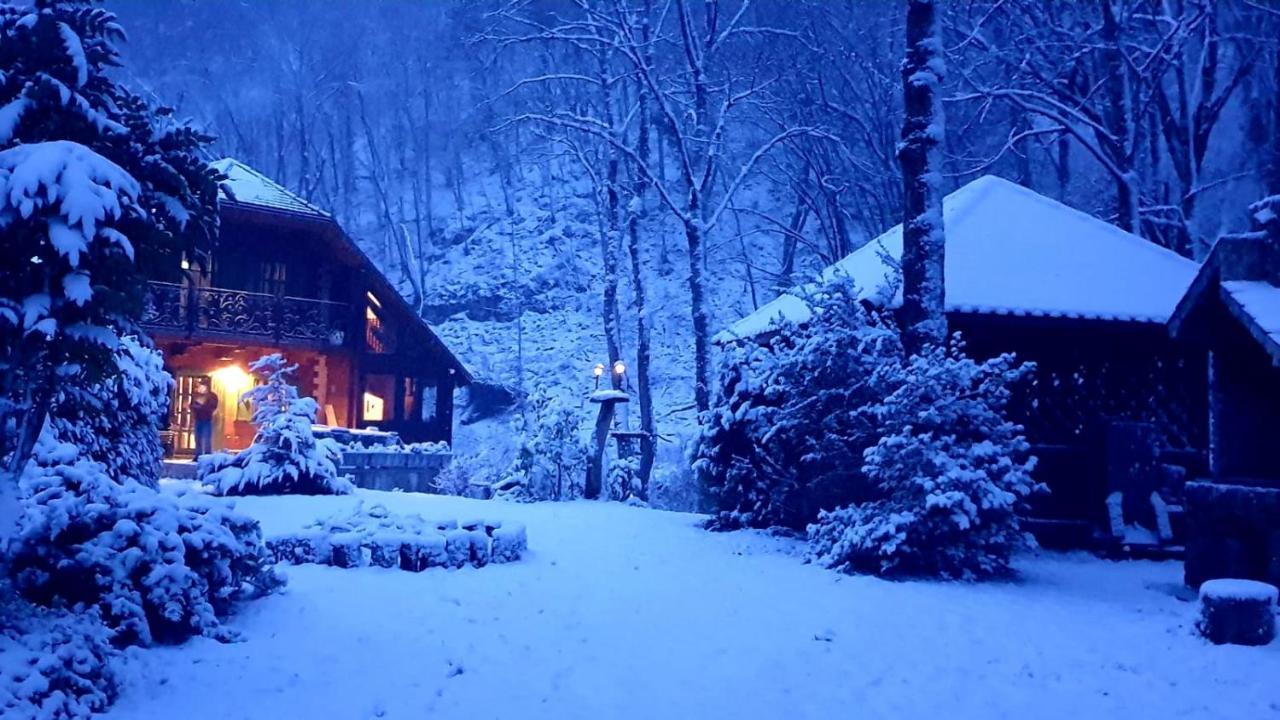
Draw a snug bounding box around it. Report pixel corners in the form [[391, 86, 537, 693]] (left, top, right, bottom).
[[156, 341, 356, 456], [153, 339, 454, 457]]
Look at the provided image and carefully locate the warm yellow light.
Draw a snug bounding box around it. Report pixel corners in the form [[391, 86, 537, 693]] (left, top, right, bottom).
[[363, 391, 385, 422], [593, 363, 605, 377], [210, 364, 252, 393], [613, 360, 626, 375]]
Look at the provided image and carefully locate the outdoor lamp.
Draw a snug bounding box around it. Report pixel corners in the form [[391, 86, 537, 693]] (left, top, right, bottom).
[[593, 363, 605, 389], [613, 360, 626, 376]]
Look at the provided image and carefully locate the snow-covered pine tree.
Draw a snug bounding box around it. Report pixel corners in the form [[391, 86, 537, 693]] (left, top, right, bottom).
[[46, 336, 172, 489], [694, 279, 903, 530], [199, 354, 352, 496], [807, 341, 1041, 579], [0, 141, 139, 477], [898, 0, 947, 355], [0, 0, 219, 478]]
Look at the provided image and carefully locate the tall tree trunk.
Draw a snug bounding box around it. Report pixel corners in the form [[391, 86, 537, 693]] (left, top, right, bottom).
[[1269, 44, 1280, 197], [676, 0, 714, 414], [685, 216, 711, 414], [1099, 0, 1140, 235], [599, 191, 623, 381], [626, 167, 656, 495], [898, 0, 947, 355], [628, 0, 658, 496], [6, 378, 50, 478], [600, 69, 624, 381]]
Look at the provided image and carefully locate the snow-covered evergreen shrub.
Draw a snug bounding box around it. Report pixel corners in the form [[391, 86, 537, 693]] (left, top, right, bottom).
[[647, 430, 702, 512], [693, 280, 903, 529], [607, 454, 641, 502], [46, 335, 171, 489], [431, 456, 481, 496], [8, 438, 284, 647], [807, 343, 1041, 579], [1, 583, 119, 720], [199, 354, 352, 496], [497, 390, 589, 501]]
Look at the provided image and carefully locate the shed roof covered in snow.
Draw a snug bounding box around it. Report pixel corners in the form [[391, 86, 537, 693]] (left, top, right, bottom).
[[1169, 197, 1280, 365], [1221, 281, 1280, 360], [212, 158, 329, 219], [717, 175, 1200, 342]]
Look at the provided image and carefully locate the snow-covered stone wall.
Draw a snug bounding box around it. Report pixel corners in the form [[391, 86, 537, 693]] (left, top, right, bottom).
[[266, 503, 526, 570]]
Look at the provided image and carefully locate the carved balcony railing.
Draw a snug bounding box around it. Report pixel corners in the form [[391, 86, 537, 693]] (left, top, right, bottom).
[[142, 281, 350, 347]]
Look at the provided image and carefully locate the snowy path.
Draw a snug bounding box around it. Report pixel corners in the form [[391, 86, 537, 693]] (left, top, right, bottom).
[[108, 491, 1279, 720]]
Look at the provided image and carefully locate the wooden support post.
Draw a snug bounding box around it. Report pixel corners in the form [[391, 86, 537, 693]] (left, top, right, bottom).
[[586, 391, 628, 500]]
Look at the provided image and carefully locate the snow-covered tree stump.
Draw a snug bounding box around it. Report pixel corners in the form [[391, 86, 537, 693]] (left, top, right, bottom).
[[444, 529, 472, 568], [492, 523, 528, 563], [369, 536, 403, 569], [1197, 579, 1278, 646], [400, 535, 448, 571], [330, 532, 367, 568]]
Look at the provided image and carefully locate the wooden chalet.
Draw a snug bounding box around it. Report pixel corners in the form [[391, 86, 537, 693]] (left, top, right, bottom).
[[141, 159, 469, 455], [717, 176, 1207, 544]]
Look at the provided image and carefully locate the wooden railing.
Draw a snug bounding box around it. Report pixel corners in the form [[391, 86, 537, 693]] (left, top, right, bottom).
[[142, 281, 350, 346]]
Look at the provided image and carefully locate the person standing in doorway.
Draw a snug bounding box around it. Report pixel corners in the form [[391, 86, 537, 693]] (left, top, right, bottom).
[[190, 380, 219, 457]]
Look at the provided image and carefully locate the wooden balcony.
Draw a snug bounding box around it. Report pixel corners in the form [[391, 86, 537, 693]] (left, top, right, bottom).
[[142, 281, 351, 348]]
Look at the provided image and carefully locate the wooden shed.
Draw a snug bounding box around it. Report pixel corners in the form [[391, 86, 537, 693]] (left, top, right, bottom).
[[718, 176, 1207, 544]]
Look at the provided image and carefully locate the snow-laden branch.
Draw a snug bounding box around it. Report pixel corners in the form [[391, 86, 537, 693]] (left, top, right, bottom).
[[501, 111, 689, 222], [705, 127, 837, 233]]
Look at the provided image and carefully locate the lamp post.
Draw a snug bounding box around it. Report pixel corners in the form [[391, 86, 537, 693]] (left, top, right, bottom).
[[586, 359, 630, 500]]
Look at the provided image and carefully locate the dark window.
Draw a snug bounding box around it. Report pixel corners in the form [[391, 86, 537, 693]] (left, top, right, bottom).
[[259, 260, 287, 296], [403, 378, 417, 421], [421, 383, 438, 423]]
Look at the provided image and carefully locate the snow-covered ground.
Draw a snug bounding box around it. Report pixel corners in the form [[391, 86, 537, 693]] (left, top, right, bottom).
[[107, 490, 1279, 720]]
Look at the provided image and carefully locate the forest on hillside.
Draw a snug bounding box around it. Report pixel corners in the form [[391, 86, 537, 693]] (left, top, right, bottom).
[[111, 0, 1280, 490]]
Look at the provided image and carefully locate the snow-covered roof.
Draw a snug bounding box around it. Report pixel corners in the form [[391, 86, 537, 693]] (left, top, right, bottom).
[[718, 175, 1200, 341], [206, 158, 473, 383], [212, 158, 328, 219], [1221, 280, 1280, 360]]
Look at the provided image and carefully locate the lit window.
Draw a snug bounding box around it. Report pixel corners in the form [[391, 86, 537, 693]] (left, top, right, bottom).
[[362, 392, 385, 422], [362, 374, 396, 424], [365, 301, 392, 353]]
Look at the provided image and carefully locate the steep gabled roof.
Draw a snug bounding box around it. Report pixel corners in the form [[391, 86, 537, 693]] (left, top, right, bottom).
[[718, 175, 1200, 342], [210, 158, 472, 383], [212, 158, 329, 219]]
